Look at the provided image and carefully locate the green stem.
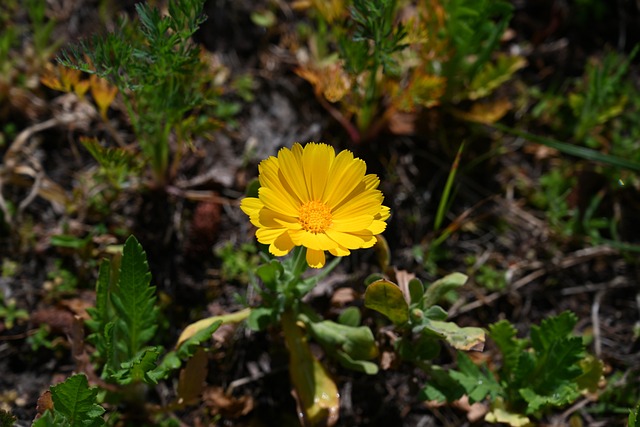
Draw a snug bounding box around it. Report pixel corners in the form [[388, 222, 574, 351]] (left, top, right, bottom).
[[283, 246, 308, 310]]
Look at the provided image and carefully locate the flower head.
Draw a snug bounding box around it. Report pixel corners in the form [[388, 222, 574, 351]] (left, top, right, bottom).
[[241, 142, 390, 268]]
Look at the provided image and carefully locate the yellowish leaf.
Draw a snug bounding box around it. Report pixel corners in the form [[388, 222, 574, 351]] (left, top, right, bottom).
[[282, 310, 339, 427], [485, 399, 532, 427], [176, 308, 251, 348], [452, 98, 513, 124]]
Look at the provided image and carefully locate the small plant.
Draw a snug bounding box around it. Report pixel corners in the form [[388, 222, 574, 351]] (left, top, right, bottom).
[[295, 0, 523, 142], [58, 0, 223, 187], [0, 296, 28, 330], [424, 311, 603, 426], [215, 241, 260, 284], [33, 235, 229, 425]]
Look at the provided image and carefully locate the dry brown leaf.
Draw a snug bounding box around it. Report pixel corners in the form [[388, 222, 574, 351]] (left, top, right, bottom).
[[203, 386, 255, 419], [178, 348, 208, 405], [330, 287, 358, 307]]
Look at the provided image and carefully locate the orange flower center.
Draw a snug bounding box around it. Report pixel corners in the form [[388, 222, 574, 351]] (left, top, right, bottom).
[[299, 200, 332, 234]]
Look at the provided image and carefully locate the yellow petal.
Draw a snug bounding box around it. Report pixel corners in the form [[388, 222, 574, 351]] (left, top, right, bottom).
[[302, 143, 334, 200], [376, 205, 391, 221], [289, 230, 337, 251], [259, 208, 300, 229], [367, 219, 388, 235], [260, 187, 300, 217], [328, 245, 350, 257], [256, 227, 286, 245], [325, 229, 368, 249], [323, 150, 366, 208], [270, 232, 296, 256], [331, 215, 374, 232], [278, 144, 310, 203], [332, 189, 384, 218], [363, 174, 381, 190], [240, 197, 263, 216], [306, 249, 326, 268]]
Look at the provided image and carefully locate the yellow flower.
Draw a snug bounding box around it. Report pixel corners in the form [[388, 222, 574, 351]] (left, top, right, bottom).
[[241, 142, 390, 268]]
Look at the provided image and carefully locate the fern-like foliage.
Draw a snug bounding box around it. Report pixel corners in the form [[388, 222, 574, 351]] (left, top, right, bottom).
[[58, 0, 212, 183], [423, 311, 602, 421], [110, 235, 158, 364], [86, 235, 160, 384]]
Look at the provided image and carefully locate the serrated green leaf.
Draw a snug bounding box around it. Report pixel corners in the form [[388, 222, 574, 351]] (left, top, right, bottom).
[[112, 347, 161, 385], [488, 320, 527, 380], [423, 273, 468, 308], [449, 352, 503, 403], [111, 236, 158, 361], [32, 410, 56, 427], [364, 279, 409, 325], [530, 311, 578, 353], [50, 374, 105, 427], [419, 366, 465, 403], [519, 383, 580, 414]]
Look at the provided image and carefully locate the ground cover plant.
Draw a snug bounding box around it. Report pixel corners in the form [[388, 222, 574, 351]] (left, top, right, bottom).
[[1, 0, 640, 426]]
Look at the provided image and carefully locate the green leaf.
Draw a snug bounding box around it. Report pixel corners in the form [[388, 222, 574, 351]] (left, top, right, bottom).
[[256, 260, 283, 289], [408, 278, 424, 305], [49, 374, 105, 427], [419, 366, 465, 403], [50, 234, 92, 249], [305, 317, 378, 374], [423, 273, 468, 308], [110, 236, 158, 362], [32, 410, 56, 427], [519, 384, 580, 414], [424, 305, 448, 321], [419, 319, 485, 351], [364, 279, 409, 325], [488, 320, 527, 380], [176, 320, 221, 360], [338, 306, 361, 327], [112, 347, 161, 385], [396, 335, 440, 362], [247, 307, 275, 331], [334, 350, 379, 375], [449, 352, 503, 403]]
